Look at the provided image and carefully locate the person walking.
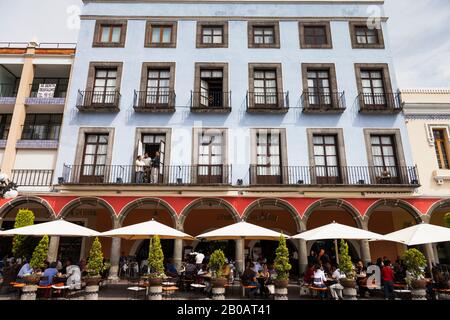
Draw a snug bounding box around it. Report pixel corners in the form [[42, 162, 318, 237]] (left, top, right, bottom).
[[135, 155, 145, 183], [151, 151, 161, 183]]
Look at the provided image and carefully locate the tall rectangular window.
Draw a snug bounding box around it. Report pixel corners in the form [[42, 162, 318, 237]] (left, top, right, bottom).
[[361, 70, 385, 105], [146, 69, 170, 105], [313, 135, 340, 183], [197, 131, 224, 183], [254, 69, 278, 106], [370, 135, 398, 178], [256, 132, 281, 182], [307, 70, 331, 106], [81, 134, 109, 182], [200, 69, 224, 107], [93, 68, 117, 104], [433, 129, 450, 169]]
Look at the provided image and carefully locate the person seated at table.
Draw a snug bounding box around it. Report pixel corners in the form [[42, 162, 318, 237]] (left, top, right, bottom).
[[329, 265, 345, 300], [165, 258, 178, 278], [221, 259, 231, 280], [17, 257, 33, 281], [303, 264, 315, 285], [242, 263, 260, 298], [258, 264, 271, 297], [40, 262, 58, 286], [267, 264, 277, 282], [66, 259, 82, 290], [312, 264, 327, 299], [355, 260, 368, 297]]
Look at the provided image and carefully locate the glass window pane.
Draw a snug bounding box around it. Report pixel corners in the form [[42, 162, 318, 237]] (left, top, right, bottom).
[[111, 27, 121, 42], [98, 135, 109, 143], [162, 28, 172, 43], [100, 27, 110, 42], [152, 27, 161, 43]]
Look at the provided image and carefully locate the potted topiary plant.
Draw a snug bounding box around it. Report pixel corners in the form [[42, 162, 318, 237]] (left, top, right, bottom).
[[147, 235, 165, 300], [402, 248, 427, 300], [338, 240, 357, 300], [208, 249, 227, 300], [12, 209, 35, 260], [273, 234, 291, 300], [445, 212, 450, 228], [22, 235, 49, 300], [85, 237, 104, 285]]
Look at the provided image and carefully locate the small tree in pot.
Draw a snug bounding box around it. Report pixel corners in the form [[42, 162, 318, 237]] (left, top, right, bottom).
[[402, 248, 427, 289], [85, 237, 105, 285], [147, 235, 165, 286], [445, 212, 450, 228], [338, 240, 356, 288], [274, 234, 291, 288], [26, 235, 49, 284], [12, 209, 35, 259], [209, 249, 227, 288]]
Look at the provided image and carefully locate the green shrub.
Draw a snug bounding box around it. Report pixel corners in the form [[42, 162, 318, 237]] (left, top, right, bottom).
[[29, 235, 49, 270], [444, 212, 450, 228], [86, 237, 104, 276], [12, 209, 35, 258], [148, 235, 164, 278], [338, 240, 356, 280], [402, 248, 427, 279], [209, 249, 226, 278], [274, 234, 291, 280]]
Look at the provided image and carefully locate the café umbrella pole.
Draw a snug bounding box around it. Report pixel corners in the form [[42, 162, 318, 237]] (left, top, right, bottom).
[[334, 239, 339, 265]]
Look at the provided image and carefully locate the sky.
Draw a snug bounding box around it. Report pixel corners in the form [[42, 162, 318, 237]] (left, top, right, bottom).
[[0, 0, 449, 89]]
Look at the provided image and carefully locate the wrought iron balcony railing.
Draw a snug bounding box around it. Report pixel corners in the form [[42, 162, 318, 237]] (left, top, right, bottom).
[[246, 91, 289, 113], [358, 92, 402, 113], [11, 169, 54, 186], [60, 164, 232, 185], [133, 90, 176, 112], [249, 165, 419, 186], [76, 89, 121, 112], [301, 91, 346, 113], [190, 91, 231, 112]]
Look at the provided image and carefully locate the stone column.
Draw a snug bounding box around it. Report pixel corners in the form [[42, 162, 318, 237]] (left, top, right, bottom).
[[235, 239, 244, 275], [360, 240, 372, 265], [1, 43, 35, 175], [108, 220, 122, 281], [174, 239, 183, 270], [47, 236, 60, 263], [298, 239, 308, 275]]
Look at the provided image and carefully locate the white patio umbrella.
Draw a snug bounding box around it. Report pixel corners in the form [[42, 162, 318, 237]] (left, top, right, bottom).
[[100, 219, 194, 240], [292, 222, 386, 241], [292, 221, 386, 264], [0, 218, 100, 237], [383, 222, 450, 246], [195, 221, 289, 240]]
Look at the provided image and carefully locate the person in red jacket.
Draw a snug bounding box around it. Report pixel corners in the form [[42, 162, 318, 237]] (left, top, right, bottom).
[[382, 260, 395, 300]]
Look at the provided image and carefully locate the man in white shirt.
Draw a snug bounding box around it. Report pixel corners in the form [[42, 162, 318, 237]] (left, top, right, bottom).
[[135, 155, 145, 183], [329, 267, 345, 300], [192, 251, 205, 267], [142, 153, 152, 183], [66, 264, 81, 290]]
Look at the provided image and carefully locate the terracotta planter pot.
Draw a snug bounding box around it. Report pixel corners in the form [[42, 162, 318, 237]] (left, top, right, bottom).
[[274, 279, 289, 288], [211, 278, 227, 288], [84, 275, 102, 286], [23, 274, 41, 285], [148, 277, 163, 286], [341, 279, 357, 289], [411, 279, 427, 289]]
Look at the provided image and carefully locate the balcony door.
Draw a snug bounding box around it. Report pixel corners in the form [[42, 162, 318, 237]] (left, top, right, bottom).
[[141, 134, 166, 183], [313, 135, 341, 184], [146, 69, 170, 106], [80, 134, 109, 183], [307, 70, 331, 107], [361, 70, 386, 107], [370, 135, 400, 183], [197, 132, 223, 184], [200, 69, 223, 108], [254, 70, 278, 107], [256, 132, 281, 184], [92, 68, 117, 104]]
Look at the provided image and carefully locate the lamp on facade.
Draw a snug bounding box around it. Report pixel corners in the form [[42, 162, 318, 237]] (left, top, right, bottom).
[[0, 173, 18, 199]]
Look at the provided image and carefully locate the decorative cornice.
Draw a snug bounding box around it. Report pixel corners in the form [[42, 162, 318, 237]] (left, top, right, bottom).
[[83, 0, 384, 4], [81, 15, 389, 21], [400, 88, 450, 95]]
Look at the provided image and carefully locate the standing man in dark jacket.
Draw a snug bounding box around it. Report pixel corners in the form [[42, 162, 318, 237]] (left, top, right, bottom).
[[151, 151, 161, 183]]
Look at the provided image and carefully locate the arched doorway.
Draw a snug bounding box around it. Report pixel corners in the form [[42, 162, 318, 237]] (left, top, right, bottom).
[[180, 198, 239, 262], [303, 199, 363, 264], [366, 200, 422, 263], [0, 196, 55, 259], [243, 198, 301, 276], [428, 200, 450, 264], [119, 198, 177, 269], [59, 197, 115, 263]]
